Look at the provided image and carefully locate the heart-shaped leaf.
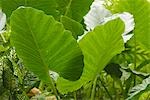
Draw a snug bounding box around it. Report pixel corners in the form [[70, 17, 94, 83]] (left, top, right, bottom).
[[10, 7, 84, 81]]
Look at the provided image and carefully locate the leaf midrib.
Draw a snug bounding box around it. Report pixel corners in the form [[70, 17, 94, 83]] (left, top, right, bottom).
[[64, 0, 72, 16], [25, 10, 49, 74]]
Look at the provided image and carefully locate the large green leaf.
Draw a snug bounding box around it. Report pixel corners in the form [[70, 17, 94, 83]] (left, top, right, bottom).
[[1, 0, 58, 18], [57, 18, 125, 93], [56, 0, 93, 22], [106, 0, 150, 50], [10, 7, 84, 81], [60, 16, 84, 39]]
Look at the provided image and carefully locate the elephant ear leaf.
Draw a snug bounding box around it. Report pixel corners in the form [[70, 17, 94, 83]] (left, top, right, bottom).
[[60, 16, 84, 39], [57, 18, 125, 94], [56, 0, 93, 22], [1, 0, 58, 18], [79, 18, 125, 80], [107, 0, 150, 50], [10, 7, 84, 82]]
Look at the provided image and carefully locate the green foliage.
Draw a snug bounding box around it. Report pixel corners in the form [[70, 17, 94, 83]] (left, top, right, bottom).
[[112, 38, 150, 65], [60, 16, 84, 39], [106, 0, 150, 50], [10, 7, 84, 81], [79, 18, 124, 81], [0, 0, 150, 99], [56, 0, 93, 22], [127, 76, 150, 100], [57, 18, 125, 94], [1, 0, 91, 39], [1, 0, 58, 19], [104, 63, 122, 79]]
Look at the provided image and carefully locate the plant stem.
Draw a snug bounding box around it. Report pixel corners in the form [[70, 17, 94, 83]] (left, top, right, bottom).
[[99, 76, 113, 100], [39, 81, 44, 91], [0, 33, 7, 43], [49, 76, 60, 100], [133, 35, 137, 86], [146, 93, 150, 100], [91, 75, 98, 100], [73, 91, 77, 100], [118, 79, 125, 99]]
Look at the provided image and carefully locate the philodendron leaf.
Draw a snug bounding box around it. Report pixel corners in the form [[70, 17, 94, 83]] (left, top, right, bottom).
[[56, 0, 93, 22], [60, 16, 84, 39], [107, 0, 150, 50], [1, 0, 58, 18], [127, 77, 150, 100], [10, 7, 84, 81], [57, 18, 125, 94]]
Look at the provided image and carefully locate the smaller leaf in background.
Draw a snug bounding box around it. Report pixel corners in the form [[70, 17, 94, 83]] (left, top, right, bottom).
[[127, 76, 150, 100], [104, 63, 122, 79], [121, 67, 150, 79], [60, 16, 84, 39], [56, 0, 93, 22]]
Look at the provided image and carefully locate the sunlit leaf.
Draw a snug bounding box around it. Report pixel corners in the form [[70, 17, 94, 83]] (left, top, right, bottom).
[[10, 7, 84, 81], [107, 0, 150, 50], [57, 18, 125, 94]]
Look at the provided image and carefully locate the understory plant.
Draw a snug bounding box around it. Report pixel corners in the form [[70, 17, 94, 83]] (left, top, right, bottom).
[[0, 0, 150, 100]]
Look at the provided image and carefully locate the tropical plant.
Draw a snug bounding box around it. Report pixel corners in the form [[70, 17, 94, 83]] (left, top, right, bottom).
[[0, 0, 150, 100]]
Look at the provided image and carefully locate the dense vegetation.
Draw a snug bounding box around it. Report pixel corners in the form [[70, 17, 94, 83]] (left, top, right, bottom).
[[0, 0, 150, 100]]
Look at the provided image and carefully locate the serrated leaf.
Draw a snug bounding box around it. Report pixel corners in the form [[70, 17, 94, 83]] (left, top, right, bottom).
[[57, 18, 125, 94], [10, 7, 84, 81]]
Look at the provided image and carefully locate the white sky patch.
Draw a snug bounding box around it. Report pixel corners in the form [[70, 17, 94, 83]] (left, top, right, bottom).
[[79, 0, 135, 43], [0, 9, 6, 34], [84, 0, 112, 31], [103, 12, 135, 43], [49, 70, 59, 81]]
